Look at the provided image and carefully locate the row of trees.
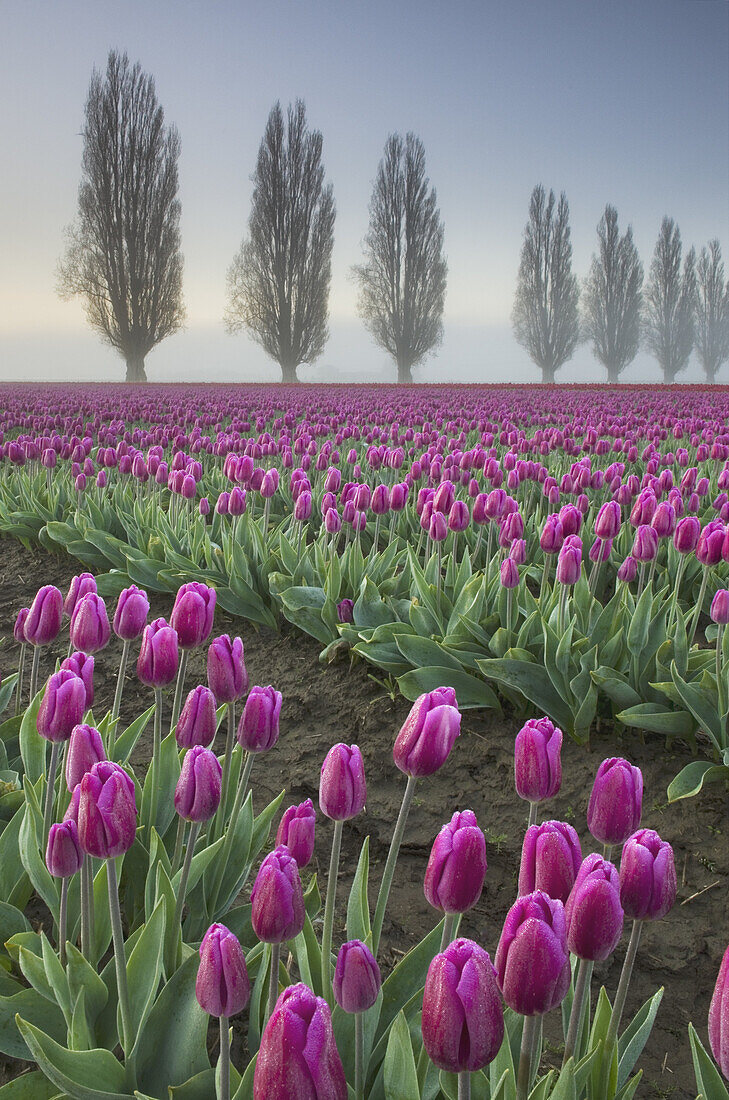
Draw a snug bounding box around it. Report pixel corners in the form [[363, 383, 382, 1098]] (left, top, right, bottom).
[[58, 50, 729, 385], [513, 188, 729, 385]]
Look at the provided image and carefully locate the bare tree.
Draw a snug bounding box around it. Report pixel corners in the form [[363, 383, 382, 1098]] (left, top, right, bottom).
[[582, 205, 643, 384], [696, 240, 729, 383], [353, 133, 447, 384], [225, 100, 335, 383], [643, 217, 696, 384], [512, 185, 580, 383], [57, 51, 184, 382]]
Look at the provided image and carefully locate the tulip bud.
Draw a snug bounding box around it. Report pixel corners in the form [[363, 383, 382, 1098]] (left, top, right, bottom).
[[237, 685, 282, 753], [137, 617, 179, 688], [587, 757, 643, 845], [174, 745, 222, 822], [63, 574, 97, 620], [334, 940, 381, 1013], [170, 582, 216, 650], [25, 585, 63, 647], [175, 684, 217, 748], [46, 820, 83, 878], [207, 634, 248, 703], [77, 761, 137, 858], [429, 511, 448, 542], [565, 853, 623, 961], [60, 651, 95, 707], [251, 845, 306, 942], [494, 891, 570, 1016], [673, 515, 701, 554], [540, 515, 564, 554], [631, 524, 658, 563], [710, 590, 729, 626], [423, 809, 487, 914], [697, 523, 725, 566], [37, 670, 87, 742], [617, 555, 637, 583], [337, 597, 354, 623], [500, 558, 519, 588], [319, 742, 366, 820], [393, 688, 461, 778], [556, 539, 582, 584], [518, 820, 582, 904], [422, 938, 504, 1072], [66, 723, 105, 791], [709, 943, 729, 1081], [514, 716, 562, 803], [594, 500, 621, 540], [113, 585, 149, 641], [196, 923, 250, 1018], [276, 798, 316, 868], [13, 608, 29, 644], [70, 593, 111, 654], [619, 828, 677, 921], [254, 983, 346, 1099]]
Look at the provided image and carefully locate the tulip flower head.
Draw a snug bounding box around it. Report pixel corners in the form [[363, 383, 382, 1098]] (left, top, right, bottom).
[[709, 943, 729, 1081], [175, 684, 217, 748], [196, 923, 250, 1018], [334, 940, 381, 1013], [319, 742, 367, 820], [619, 828, 677, 921], [423, 809, 487, 914], [276, 798, 316, 868], [565, 853, 624, 961], [514, 716, 562, 804], [25, 585, 63, 647], [69, 593, 111, 654], [587, 757, 643, 846], [422, 938, 504, 1073], [77, 761, 137, 858], [60, 651, 95, 707], [393, 688, 461, 777], [170, 581, 216, 650], [137, 617, 179, 688], [494, 891, 570, 1016], [237, 685, 282, 753], [46, 820, 83, 879], [113, 585, 149, 641], [254, 983, 347, 1100], [37, 670, 87, 742], [518, 820, 582, 904], [66, 723, 105, 791], [251, 846, 306, 943], [207, 634, 248, 703], [174, 745, 222, 822]]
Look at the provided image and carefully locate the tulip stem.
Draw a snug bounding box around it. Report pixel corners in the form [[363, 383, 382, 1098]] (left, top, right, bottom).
[[716, 624, 725, 721], [321, 818, 343, 1006], [110, 638, 131, 739], [42, 742, 61, 846], [354, 1011, 365, 1100], [169, 650, 189, 736], [688, 565, 709, 647], [372, 774, 418, 956], [59, 878, 69, 968], [15, 643, 26, 717], [667, 554, 687, 632], [436, 542, 443, 617], [557, 584, 568, 636], [209, 751, 254, 919], [107, 859, 134, 1065], [218, 1016, 230, 1100], [29, 645, 41, 705], [563, 957, 593, 1064], [538, 555, 551, 606], [173, 820, 201, 932], [267, 941, 281, 1024], [171, 815, 186, 873], [440, 911, 457, 952], [458, 1071, 471, 1100], [80, 854, 91, 958], [527, 801, 538, 829], [149, 689, 163, 833], [516, 1014, 537, 1100], [213, 702, 237, 846], [604, 919, 642, 1060]]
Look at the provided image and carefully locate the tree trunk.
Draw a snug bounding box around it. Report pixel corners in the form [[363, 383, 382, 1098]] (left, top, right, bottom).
[[397, 359, 413, 384], [125, 355, 147, 382], [607, 364, 620, 385], [280, 359, 299, 383], [705, 365, 717, 384], [541, 364, 556, 384], [663, 366, 676, 385]]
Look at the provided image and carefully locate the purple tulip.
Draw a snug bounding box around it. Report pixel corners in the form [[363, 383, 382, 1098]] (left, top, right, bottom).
[[237, 685, 282, 753], [60, 652, 95, 707], [207, 634, 248, 703], [25, 585, 63, 647], [37, 670, 87, 742], [46, 820, 83, 878], [697, 523, 726, 566], [429, 511, 448, 542], [13, 608, 29, 643], [673, 515, 701, 554], [540, 515, 564, 554], [619, 828, 677, 921], [69, 593, 111, 654], [710, 590, 729, 625], [565, 853, 624, 961], [617, 555, 638, 583], [254, 983, 347, 1100], [500, 558, 519, 588], [66, 723, 105, 791], [319, 743, 367, 820], [63, 574, 97, 620], [422, 938, 504, 1072], [196, 923, 251, 1018], [170, 581, 216, 650], [174, 745, 222, 822], [594, 500, 621, 540], [334, 940, 381, 1013], [587, 757, 643, 846], [337, 597, 354, 623], [175, 685, 217, 748], [514, 716, 562, 804], [423, 809, 487, 914], [393, 688, 461, 777], [709, 943, 729, 1081], [137, 617, 179, 688], [276, 799, 316, 868], [113, 585, 150, 640], [518, 820, 582, 904], [448, 500, 470, 532], [631, 524, 658, 563], [556, 539, 581, 584], [494, 891, 570, 1016], [77, 761, 137, 858], [251, 845, 306, 943]]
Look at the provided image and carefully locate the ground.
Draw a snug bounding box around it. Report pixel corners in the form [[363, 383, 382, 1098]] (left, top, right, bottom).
[[0, 536, 726, 1098]]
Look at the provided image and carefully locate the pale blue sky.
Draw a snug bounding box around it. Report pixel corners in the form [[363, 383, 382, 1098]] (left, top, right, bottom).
[[1, 0, 727, 383]]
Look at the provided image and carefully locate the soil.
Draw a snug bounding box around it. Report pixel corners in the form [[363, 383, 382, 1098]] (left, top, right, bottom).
[[0, 535, 726, 1099]]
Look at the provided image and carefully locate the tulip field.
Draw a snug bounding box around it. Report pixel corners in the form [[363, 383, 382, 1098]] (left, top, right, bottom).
[[0, 381, 727, 1100]]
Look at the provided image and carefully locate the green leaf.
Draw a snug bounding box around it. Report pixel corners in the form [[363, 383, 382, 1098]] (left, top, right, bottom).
[[590, 668, 641, 712], [0, 1071, 61, 1098], [668, 760, 729, 802], [19, 692, 45, 786], [549, 1059, 577, 1100], [383, 1010, 419, 1100], [626, 584, 653, 657], [354, 577, 396, 629], [140, 731, 181, 838], [126, 897, 165, 1051], [65, 944, 108, 1036], [135, 954, 209, 1096], [0, 806, 30, 909], [18, 796, 59, 921], [346, 836, 371, 943], [111, 705, 155, 765], [397, 666, 499, 710], [615, 703, 696, 738], [688, 1023, 729, 1100], [617, 987, 663, 1089], [476, 658, 571, 730], [670, 665, 723, 750], [0, 901, 30, 949], [16, 1016, 129, 1099], [0, 985, 66, 1059], [376, 919, 446, 1045], [394, 635, 463, 671]]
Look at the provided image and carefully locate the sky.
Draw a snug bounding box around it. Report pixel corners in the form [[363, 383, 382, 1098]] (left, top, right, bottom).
[[1, 0, 728, 385]]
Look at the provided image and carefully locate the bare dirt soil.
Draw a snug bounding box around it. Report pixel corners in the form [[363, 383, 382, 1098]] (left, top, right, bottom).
[[0, 536, 726, 1098]]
